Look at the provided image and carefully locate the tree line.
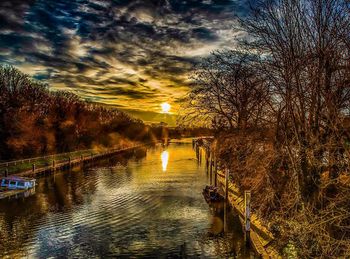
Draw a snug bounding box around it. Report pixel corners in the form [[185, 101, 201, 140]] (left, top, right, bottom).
[[0, 65, 165, 160], [184, 0, 350, 257]]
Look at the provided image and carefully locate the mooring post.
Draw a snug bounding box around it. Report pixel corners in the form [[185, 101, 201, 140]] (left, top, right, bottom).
[[206, 154, 209, 171], [244, 190, 251, 245], [224, 200, 228, 233], [198, 148, 200, 163], [206, 147, 210, 167], [225, 169, 229, 201], [214, 158, 217, 187], [209, 155, 213, 185]]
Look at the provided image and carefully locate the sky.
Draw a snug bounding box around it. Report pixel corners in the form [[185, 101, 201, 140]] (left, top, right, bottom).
[[0, 0, 250, 125]]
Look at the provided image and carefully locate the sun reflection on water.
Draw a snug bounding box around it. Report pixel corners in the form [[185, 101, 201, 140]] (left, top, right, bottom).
[[161, 150, 169, 171]]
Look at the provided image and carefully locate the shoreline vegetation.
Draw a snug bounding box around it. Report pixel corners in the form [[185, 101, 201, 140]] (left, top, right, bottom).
[[0, 65, 210, 163], [0, 65, 156, 161], [183, 0, 350, 257]]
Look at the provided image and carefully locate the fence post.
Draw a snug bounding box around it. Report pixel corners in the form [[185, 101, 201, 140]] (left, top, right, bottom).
[[209, 155, 213, 185], [244, 190, 251, 245], [206, 153, 209, 171], [224, 200, 228, 233], [214, 158, 217, 187], [225, 169, 229, 201]]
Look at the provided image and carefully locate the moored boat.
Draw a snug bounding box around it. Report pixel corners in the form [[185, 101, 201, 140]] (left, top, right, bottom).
[[1, 176, 36, 190], [0, 176, 36, 200]]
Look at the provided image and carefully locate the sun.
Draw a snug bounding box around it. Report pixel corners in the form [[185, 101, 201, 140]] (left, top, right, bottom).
[[161, 102, 171, 113]]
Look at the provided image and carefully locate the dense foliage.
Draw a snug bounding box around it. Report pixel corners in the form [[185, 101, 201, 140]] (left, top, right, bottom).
[[0, 66, 163, 160]]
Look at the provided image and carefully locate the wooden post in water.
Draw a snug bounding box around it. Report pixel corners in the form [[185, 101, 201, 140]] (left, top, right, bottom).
[[224, 200, 228, 233], [197, 147, 200, 162], [214, 158, 217, 187], [244, 190, 251, 245], [208, 156, 212, 184], [32, 164, 36, 175], [198, 148, 201, 164], [206, 153, 209, 171], [209, 155, 213, 185], [206, 147, 210, 170], [199, 149, 203, 164], [225, 169, 229, 201]]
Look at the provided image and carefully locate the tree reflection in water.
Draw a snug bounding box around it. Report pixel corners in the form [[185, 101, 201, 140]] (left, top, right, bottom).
[[0, 141, 255, 258]]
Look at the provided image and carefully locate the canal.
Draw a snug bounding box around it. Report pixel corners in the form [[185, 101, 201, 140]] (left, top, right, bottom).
[[0, 139, 255, 258]]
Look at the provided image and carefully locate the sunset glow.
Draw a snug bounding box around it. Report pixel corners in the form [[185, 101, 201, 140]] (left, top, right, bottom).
[[0, 1, 239, 124], [161, 150, 169, 172], [161, 102, 171, 113]]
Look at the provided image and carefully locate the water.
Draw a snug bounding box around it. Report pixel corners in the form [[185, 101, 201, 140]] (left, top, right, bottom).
[[0, 140, 256, 258]]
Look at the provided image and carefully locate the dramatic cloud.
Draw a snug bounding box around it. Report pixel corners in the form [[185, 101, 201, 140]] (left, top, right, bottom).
[[0, 0, 250, 122]]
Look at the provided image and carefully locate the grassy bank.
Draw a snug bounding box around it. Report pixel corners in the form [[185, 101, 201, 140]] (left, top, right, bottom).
[[0, 143, 138, 176], [213, 133, 350, 258]]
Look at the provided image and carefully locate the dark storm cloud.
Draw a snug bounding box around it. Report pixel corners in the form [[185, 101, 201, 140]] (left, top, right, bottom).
[[0, 0, 251, 112]]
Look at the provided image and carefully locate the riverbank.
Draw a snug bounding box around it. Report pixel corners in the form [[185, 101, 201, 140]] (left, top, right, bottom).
[[215, 171, 280, 258], [0, 142, 155, 178], [194, 137, 281, 258], [199, 133, 350, 258]]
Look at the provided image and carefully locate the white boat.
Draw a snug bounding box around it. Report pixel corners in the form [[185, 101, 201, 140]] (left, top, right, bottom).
[[1, 176, 36, 190]]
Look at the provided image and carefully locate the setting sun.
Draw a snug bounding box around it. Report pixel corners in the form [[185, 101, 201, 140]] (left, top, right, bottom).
[[161, 102, 171, 113]]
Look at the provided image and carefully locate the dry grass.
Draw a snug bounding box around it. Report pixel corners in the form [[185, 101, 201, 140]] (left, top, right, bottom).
[[215, 133, 350, 258]]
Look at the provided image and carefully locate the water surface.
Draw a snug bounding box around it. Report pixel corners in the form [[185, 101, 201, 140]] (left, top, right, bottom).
[[0, 140, 255, 258]]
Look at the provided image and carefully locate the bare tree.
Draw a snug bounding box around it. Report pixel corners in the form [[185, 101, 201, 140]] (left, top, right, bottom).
[[182, 50, 270, 131], [241, 0, 350, 197], [186, 0, 350, 256]]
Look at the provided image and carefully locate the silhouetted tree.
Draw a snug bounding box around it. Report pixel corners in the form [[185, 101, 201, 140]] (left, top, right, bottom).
[[183, 50, 270, 131]]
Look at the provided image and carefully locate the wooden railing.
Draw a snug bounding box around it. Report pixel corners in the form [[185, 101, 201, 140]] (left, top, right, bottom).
[[0, 143, 150, 176], [0, 148, 94, 168]]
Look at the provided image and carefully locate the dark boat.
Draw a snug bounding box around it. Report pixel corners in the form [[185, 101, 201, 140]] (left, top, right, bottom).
[[203, 185, 224, 203]]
